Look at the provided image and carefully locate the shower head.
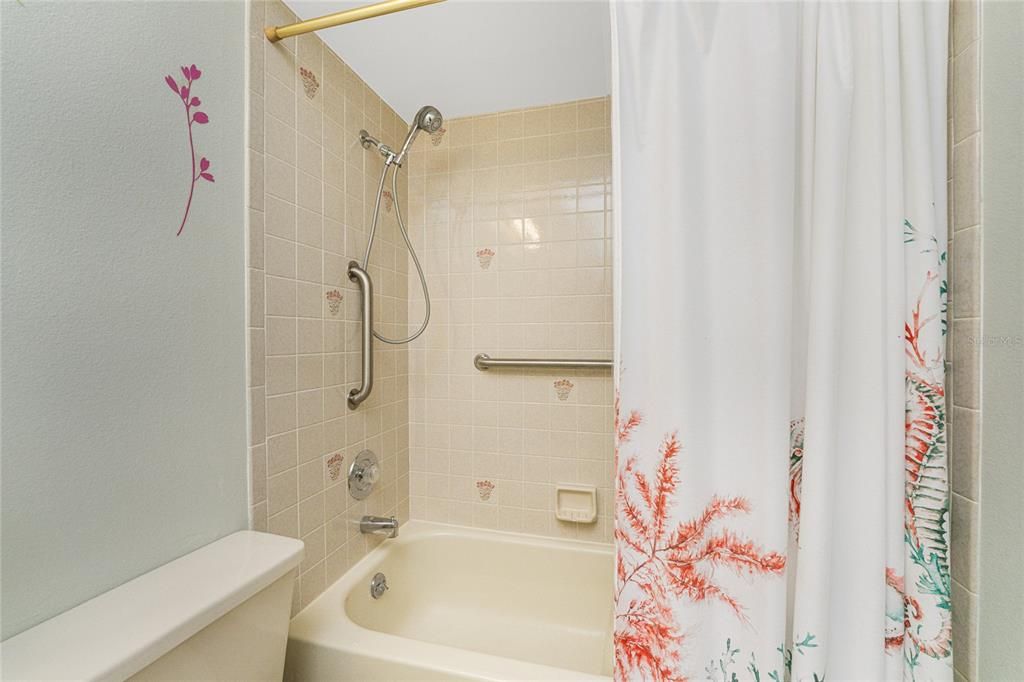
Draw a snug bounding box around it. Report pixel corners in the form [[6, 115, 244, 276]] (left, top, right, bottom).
[[394, 105, 443, 165], [414, 105, 443, 134]]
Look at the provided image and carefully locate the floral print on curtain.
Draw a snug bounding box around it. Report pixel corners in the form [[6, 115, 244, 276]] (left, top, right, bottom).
[[891, 221, 953, 671], [614, 398, 787, 679], [611, 2, 952, 680]]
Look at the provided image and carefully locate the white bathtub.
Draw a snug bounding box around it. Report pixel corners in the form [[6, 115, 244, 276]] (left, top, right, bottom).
[[284, 521, 614, 681]]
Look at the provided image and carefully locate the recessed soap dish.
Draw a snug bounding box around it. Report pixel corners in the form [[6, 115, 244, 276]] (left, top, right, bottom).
[[555, 484, 597, 523]]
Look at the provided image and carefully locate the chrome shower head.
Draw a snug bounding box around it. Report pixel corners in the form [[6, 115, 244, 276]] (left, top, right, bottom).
[[415, 105, 443, 134], [395, 105, 443, 165]]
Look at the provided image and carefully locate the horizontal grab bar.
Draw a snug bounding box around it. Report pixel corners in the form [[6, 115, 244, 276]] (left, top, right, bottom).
[[473, 353, 613, 371]]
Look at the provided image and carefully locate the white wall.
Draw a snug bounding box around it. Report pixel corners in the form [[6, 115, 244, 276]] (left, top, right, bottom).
[[978, 1, 1024, 675], [284, 0, 611, 120], [1, 0, 247, 639]]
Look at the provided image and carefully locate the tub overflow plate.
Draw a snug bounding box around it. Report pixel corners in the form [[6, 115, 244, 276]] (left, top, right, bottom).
[[370, 572, 389, 599]]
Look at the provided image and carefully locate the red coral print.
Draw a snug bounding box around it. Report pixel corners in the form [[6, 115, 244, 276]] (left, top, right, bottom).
[[788, 418, 805, 539], [885, 563, 952, 660], [885, 567, 907, 652], [614, 390, 642, 448], [899, 268, 952, 662], [614, 397, 786, 681], [165, 64, 213, 236]]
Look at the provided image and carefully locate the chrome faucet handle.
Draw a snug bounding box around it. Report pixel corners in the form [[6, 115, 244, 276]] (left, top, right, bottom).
[[348, 450, 379, 500], [359, 463, 380, 485]]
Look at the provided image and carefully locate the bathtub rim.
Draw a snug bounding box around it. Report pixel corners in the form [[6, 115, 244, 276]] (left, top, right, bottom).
[[286, 520, 614, 681]]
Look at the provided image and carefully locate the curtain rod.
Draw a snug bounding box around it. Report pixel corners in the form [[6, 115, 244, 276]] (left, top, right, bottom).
[[265, 0, 445, 43]]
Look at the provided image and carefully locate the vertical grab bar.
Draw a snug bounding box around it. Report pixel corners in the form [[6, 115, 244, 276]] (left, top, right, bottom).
[[348, 262, 373, 409]]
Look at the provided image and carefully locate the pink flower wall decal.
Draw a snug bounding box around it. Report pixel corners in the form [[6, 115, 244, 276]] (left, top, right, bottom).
[[165, 63, 213, 236]]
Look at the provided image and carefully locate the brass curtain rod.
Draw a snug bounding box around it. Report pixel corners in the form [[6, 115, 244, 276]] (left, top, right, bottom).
[[265, 0, 446, 42]]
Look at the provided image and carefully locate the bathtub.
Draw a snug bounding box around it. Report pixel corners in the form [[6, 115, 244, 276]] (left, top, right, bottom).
[[284, 521, 614, 681]]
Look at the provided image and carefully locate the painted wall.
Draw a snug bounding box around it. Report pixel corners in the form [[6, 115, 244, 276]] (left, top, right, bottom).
[[406, 98, 615, 542], [246, 0, 411, 613], [284, 0, 611, 121], [1, 1, 247, 639], [978, 1, 1024, 676]]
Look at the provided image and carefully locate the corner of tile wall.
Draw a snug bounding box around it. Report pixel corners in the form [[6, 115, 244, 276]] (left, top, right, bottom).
[[947, 1, 982, 679], [246, 0, 411, 614]]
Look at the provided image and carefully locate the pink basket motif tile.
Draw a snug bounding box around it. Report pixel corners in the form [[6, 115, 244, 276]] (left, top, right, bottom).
[[476, 480, 495, 501], [476, 248, 495, 270], [299, 67, 319, 99], [325, 289, 343, 315], [554, 379, 574, 401], [326, 453, 344, 482]]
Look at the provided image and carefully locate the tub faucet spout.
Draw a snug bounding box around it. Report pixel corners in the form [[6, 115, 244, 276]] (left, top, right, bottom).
[[360, 515, 398, 538]]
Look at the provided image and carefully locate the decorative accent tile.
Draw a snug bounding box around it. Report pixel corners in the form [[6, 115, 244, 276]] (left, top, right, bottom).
[[382, 189, 394, 213], [554, 379, 574, 401], [429, 127, 446, 146], [326, 453, 344, 482], [299, 67, 319, 99], [475, 248, 495, 270], [325, 289, 342, 315], [476, 480, 495, 501]]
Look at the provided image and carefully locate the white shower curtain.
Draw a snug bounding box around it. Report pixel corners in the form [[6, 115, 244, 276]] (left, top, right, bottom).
[[611, 3, 950, 680]]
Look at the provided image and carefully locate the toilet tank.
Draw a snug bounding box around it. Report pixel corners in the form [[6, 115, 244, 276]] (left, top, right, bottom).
[[0, 531, 303, 681]]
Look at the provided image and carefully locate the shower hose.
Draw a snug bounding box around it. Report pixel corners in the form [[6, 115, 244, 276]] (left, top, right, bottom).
[[359, 160, 430, 345]]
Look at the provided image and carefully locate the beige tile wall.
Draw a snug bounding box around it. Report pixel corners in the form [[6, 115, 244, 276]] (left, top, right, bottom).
[[247, 0, 411, 611], [404, 98, 615, 542], [947, 1, 982, 680]]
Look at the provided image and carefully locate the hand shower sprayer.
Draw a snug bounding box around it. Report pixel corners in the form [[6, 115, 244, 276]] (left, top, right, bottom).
[[359, 105, 442, 168], [395, 105, 442, 166], [348, 105, 442, 409]]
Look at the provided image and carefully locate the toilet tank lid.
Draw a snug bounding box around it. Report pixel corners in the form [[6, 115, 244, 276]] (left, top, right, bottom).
[[0, 531, 303, 681]]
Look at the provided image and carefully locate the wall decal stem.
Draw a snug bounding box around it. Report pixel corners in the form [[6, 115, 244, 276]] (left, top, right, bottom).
[[165, 64, 213, 236]]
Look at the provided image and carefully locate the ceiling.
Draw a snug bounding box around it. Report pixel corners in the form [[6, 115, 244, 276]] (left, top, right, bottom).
[[283, 0, 611, 121]]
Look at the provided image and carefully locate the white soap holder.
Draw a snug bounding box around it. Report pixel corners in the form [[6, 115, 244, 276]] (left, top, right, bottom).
[[555, 484, 597, 523]]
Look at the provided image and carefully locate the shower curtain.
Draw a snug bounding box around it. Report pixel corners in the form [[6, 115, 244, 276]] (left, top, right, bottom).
[[611, 3, 950, 680]]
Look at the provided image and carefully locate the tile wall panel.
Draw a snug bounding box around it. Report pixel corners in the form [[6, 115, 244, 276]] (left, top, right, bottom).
[[247, 0, 410, 611], [947, 2, 982, 679], [405, 98, 616, 542]]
